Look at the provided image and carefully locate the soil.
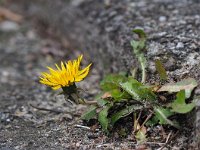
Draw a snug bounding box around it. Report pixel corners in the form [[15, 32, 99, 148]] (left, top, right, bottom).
[[0, 20, 102, 149], [0, 0, 200, 149]]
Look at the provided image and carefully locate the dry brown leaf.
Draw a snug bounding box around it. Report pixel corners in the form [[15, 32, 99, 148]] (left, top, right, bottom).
[[101, 92, 112, 99], [0, 7, 23, 22]]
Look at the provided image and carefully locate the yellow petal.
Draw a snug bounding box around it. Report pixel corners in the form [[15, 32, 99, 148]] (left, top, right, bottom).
[[75, 63, 92, 81], [39, 55, 91, 90], [52, 85, 61, 90], [78, 63, 92, 76], [55, 63, 61, 71]]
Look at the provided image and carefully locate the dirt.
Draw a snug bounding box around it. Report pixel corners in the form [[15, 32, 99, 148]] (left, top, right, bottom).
[[0, 0, 200, 149], [0, 20, 102, 149]]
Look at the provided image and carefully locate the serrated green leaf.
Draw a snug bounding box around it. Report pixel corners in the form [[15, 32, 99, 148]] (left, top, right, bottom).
[[131, 40, 140, 50], [110, 105, 142, 126], [154, 107, 180, 129], [154, 107, 174, 124], [95, 93, 108, 107], [158, 78, 198, 98], [110, 89, 131, 101], [98, 104, 112, 133], [155, 59, 167, 81], [145, 116, 159, 127], [100, 74, 127, 92], [130, 40, 146, 51], [171, 90, 195, 114], [131, 28, 147, 83], [119, 78, 156, 101], [81, 105, 97, 121], [100, 74, 131, 101], [96, 98, 108, 107]]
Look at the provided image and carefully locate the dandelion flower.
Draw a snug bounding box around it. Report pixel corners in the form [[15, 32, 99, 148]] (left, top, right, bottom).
[[39, 55, 92, 90]]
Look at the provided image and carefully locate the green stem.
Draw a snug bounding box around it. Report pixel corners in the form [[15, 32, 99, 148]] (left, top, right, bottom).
[[62, 84, 98, 105], [62, 83, 77, 95], [141, 62, 146, 83], [139, 56, 146, 83], [131, 68, 138, 78]]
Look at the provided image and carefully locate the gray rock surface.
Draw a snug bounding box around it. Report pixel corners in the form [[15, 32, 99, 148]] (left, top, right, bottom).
[[0, 21, 19, 32], [4, 0, 200, 149], [0, 20, 101, 149]]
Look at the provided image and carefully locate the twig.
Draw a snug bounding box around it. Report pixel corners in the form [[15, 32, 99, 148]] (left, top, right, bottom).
[[137, 110, 142, 123], [133, 110, 142, 133], [84, 100, 98, 105], [140, 111, 153, 130], [131, 67, 138, 78], [74, 124, 91, 130], [165, 131, 173, 143], [0, 7, 23, 22], [146, 142, 166, 145], [74, 124, 99, 131], [29, 103, 73, 115], [158, 130, 179, 150]]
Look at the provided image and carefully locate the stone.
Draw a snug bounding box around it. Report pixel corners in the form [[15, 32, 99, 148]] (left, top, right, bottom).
[[176, 42, 184, 49], [0, 21, 19, 32], [5, 0, 200, 148], [159, 16, 167, 22]]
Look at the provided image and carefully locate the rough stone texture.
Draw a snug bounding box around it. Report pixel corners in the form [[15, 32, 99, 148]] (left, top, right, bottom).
[[6, 0, 200, 149], [12, 0, 200, 80], [0, 19, 102, 150]]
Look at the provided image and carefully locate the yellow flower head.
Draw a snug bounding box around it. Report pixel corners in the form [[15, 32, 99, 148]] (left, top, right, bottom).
[[39, 55, 92, 90]]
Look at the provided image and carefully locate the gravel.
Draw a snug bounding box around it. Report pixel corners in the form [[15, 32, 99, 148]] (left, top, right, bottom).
[[1, 0, 200, 149]]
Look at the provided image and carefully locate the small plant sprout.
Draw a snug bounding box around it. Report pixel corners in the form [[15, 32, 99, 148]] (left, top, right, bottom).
[[81, 29, 198, 144], [39, 55, 92, 104], [38, 30, 198, 145], [130, 29, 147, 83]]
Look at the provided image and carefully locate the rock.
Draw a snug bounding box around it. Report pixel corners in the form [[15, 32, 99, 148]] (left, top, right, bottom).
[[0, 21, 19, 32], [6, 0, 200, 148], [165, 57, 177, 71], [176, 42, 184, 49], [147, 42, 165, 56], [186, 52, 200, 66], [159, 16, 167, 22], [149, 32, 167, 40]]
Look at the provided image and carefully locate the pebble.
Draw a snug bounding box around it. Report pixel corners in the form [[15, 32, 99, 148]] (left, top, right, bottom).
[[71, 0, 85, 6], [147, 42, 165, 56], [176, 42, 184, 49], [26, 30, 37, 40], [165, 57, 177, 71], [0, 112, 10, 122], [0, 21, 19, 32], [186, 52, 200, 66], [194, 88, 200, 96], [149, 32, 167, 40], [159, 16, 167, 22]]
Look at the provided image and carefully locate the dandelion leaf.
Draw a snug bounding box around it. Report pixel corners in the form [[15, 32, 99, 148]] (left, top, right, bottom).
[[171, 90, 195, 114], [110, 89, 131, 101], [158, 78, 197, 98], [95, 93, 108, 107], [119, 78, 156, 101], [110, 105, 142, 126], [100, 74, 127, 91], [154, 107, 180, 128], [81, 105, 97, 121], [98, 104, 112, 134]]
